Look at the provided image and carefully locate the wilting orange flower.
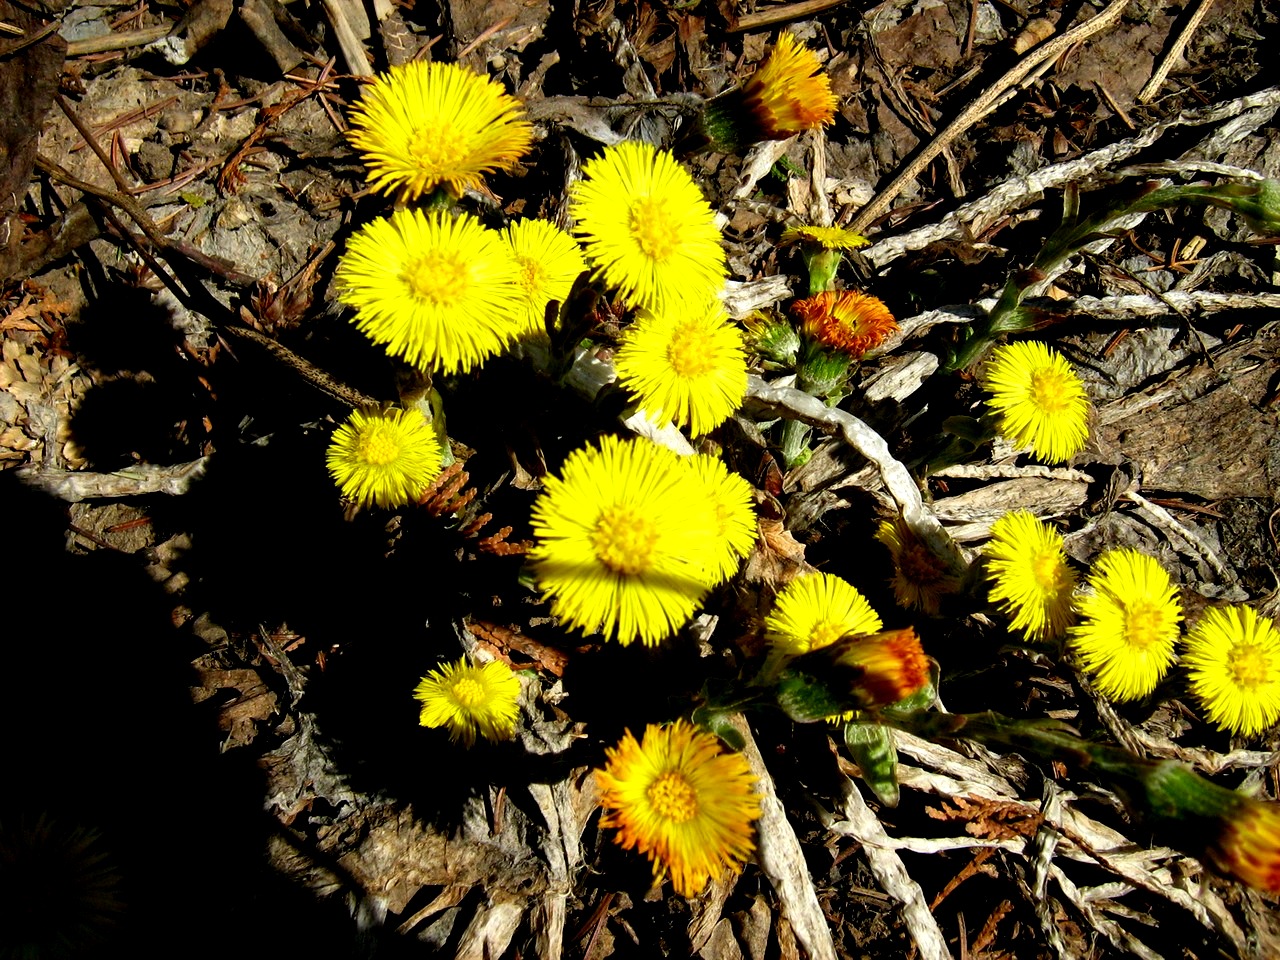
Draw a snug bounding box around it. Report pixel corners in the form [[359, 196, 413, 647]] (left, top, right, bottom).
[[1214, 795, 1280, 892], [773, 627, 930, 721], [792, 291, 897, 358]]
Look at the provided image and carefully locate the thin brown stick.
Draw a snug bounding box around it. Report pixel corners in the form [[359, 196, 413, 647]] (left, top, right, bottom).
[[1137, 0, 1214, 102], [728, 0, 853, 33], [64, 24, 171, 56], [846, 0, 1131, 235]]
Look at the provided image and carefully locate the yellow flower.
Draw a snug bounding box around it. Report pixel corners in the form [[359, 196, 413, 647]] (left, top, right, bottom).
[[984, 510, 1077, 641], [764, 572, 882, 659], [982, 341, 1090, 463], [1069, 548, 1182, 701], [780, 224, 869, 250], [502, 218, 587, 334], [1212, 794, 1280, 893], [596, 720, 761, 897], [326, 407, 443, 508], [528, 435, 719, 646], [700, 33, 838, 151], [613, 302, 747, 436], [347, 61, 533, 201], [570, 141, 727, 312], [335, 208, 525, 374], [413, 657, 522, 747], [791, 290, 898, 358], [875, 517, 962, 615], [1183, 605, 1280, 736], [689, 454, 758, 584]]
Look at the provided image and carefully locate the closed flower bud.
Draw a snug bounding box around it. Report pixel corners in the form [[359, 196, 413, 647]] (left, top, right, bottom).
[[773, 627, 930, 722]]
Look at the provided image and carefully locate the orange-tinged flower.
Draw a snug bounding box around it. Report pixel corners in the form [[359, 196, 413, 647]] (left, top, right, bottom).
[[792, 290, 897, 357], [1214, 795, 1280, 892], [774, 627, 931, 721], [700, 33, 838, 151], [596, 720, 762, 897]]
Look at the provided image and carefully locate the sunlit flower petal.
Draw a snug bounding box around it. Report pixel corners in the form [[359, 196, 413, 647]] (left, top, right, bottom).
[[413, 657, 522, 747], [326, 407, 443, 508]]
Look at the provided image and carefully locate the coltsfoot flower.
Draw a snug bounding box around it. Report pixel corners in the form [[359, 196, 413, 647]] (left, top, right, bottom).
[[413, 657, 522, 747], [700, 33, 838, 152], [502, 218, 586, 333], [875, 517, 962, 615], [1183, 605, 1280, 736], [689, 454, 758, 585], [792, 290, 898, 357], [1069, 548, 1182, 701], [613, 302, 748, 436], [335, 208, 526, 374], [326, 407, 443, 508], [528, 435, 720, 646], [774, 627, 931, 721], [764, 572, 882, 659], [347, 61, 533, 201], [570, 141, 726, 312], [596, 720, 761, 897], [984, 510, 1077, 641], [982, 341, 1089, 463]]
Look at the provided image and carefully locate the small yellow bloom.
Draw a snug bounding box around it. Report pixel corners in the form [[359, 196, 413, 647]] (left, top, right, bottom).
[[689, 454, 758, 584], [613, 302, 748, 436], [984, 511, 1077, 641], [348, 61, 533, 201], [570, 141, 727, 312], [780, 224, 868, 251], [1213, 795, 1280, 892], [502, 218, 587, 334], [1183, 605, 1280, 736], [1069, 548, 1182, 701], [764, 572, 882, 659], [335, 208, 525, 374], [875, 517, 961, 615], [413, 657, 522, 747], [791, 290, 898, 358], [596, 720, 761, 897], [982, 341, 1090, 463], [528, 436, 720, 646], [326, 407, 443, 508]]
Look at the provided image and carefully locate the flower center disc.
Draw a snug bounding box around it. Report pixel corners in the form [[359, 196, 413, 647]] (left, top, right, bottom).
[[451, 677, 486, 708], [590, 506, 659, 575], [629, 197, 680, 261], [1123, 601, 1164, 650], [1028, 369, 1072, 414], [809, 620, 846, 651], [666, 322, 716, 378], [407, 123, 467, 173], [901, 543, 945, 585], [1230, 643, 1270, 689], [1031, 551, 1067, 592], [648, 771, 699, 823], [357, 429, 400, 466], [517, 256, 547, 298], [404, 251, 470, 305]]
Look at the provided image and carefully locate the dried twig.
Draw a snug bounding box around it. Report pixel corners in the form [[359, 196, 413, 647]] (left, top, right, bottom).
[[1138, 0, 1215, 103]]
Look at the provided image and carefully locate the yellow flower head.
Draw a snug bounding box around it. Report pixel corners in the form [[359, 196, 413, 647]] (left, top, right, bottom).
[[743, 32, 838, 138], [1183, 605, 1280, 737], [326, 407, 443, 508], [984, 510, 1077, 641], [502, 218, 587, 334], [792, 290, 898, 358], [982, 341, 1090, 464], [1069, 548, 1183, 701], [413, 657, 522, 747], [875, 517, 962, 615], [347, 61, 533, 201], [1213, 795, 1280, 893], [570, 141, 727, 312], [689, 454, 758, 584], [596, 719, 761, 897], [764, 572, 882, 659], [336, 208, 525, 374], [528, 436, 720, 646], [613, 302, 748, 436], [780, 224, 869, 251]]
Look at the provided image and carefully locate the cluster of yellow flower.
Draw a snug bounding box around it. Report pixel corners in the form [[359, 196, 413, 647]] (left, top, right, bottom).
[[983, 511, 1280, 737], [981, 340, 1091, 464]]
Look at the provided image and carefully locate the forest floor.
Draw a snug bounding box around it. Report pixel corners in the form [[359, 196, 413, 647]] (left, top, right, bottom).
[[2, 0, 1280, 956]]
